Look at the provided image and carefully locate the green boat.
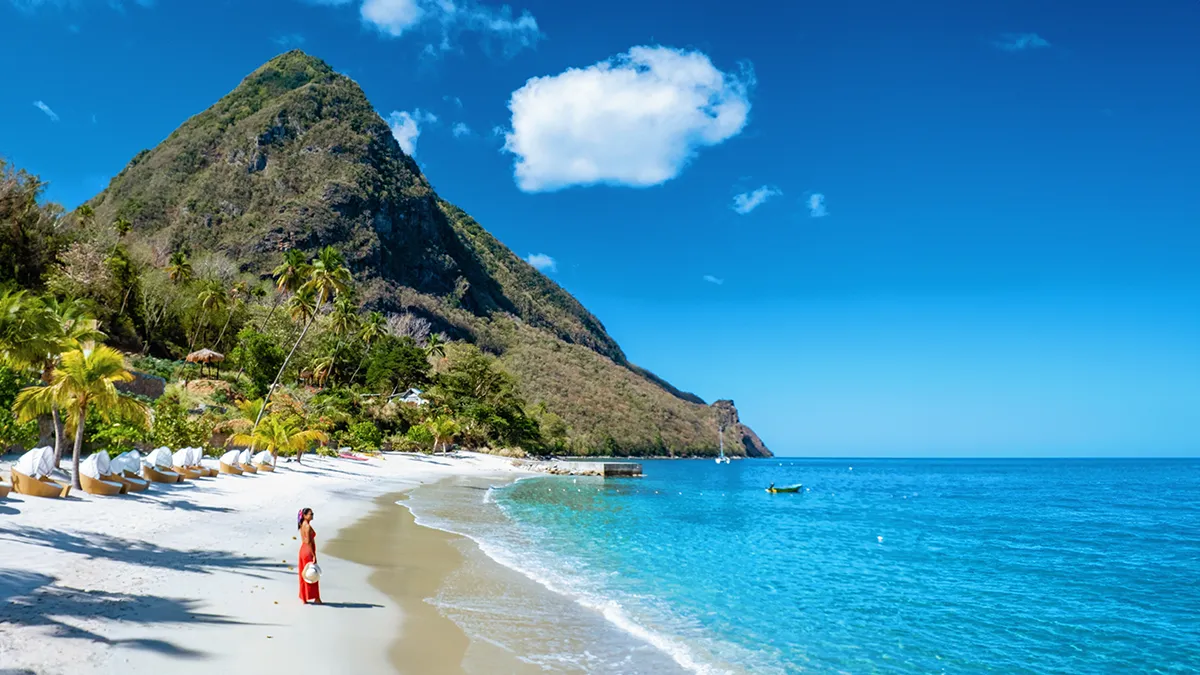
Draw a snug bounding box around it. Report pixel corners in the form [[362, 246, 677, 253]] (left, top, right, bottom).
[[766, 483, 803, 494]]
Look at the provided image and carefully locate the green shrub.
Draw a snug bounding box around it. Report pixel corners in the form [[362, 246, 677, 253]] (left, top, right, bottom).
[[346, 421, 383, 452], [231, 328, 284, 398]]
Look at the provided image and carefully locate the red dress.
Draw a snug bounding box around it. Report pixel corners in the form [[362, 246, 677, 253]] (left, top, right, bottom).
[[299, 528, 321, 603]]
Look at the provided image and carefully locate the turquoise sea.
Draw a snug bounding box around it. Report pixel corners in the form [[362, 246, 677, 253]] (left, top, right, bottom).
[[407, 458, 1200, 673]]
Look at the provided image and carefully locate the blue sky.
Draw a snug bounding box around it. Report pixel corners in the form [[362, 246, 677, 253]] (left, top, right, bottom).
[[2, 0, 1198, 456]]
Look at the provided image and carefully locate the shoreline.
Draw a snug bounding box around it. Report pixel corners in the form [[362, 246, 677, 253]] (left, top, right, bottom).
[[325, 490, 540, 675], [0, 451, 527, 675]]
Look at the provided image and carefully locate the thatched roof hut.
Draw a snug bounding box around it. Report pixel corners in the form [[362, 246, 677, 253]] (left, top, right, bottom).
[[185, 349, 225, 364], [185, 349, 225, 377]]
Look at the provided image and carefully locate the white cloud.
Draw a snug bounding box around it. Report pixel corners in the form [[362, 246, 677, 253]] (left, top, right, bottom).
[[994, 33, 1050, 52], [703, 275, 724, 285], [33, 100, 59, 122], [452, 122, 471, 137], [345, 0, 539, 53], [387, 109, 436, 155], [807, 193, 828, 218], [501, 45, 753, 192], [732, 185, 779, 214], [526, 253, 556, 272]]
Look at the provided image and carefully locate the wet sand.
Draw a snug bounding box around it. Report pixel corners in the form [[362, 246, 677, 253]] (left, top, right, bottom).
[[326, 492, 542, 675]]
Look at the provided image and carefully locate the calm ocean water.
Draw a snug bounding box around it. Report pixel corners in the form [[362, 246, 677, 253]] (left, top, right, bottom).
[[408, 458, 1200, 674]]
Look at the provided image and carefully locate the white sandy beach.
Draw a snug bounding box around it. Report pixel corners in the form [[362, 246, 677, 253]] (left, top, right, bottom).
[[0, 451, 527, 675]]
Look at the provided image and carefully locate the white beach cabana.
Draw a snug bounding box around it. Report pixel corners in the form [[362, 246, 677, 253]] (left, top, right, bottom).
[[10, 447, 71, 498], [237, 448, 258, 473], [253, 450, 275, 472], [107, 451, 150, 492], [79, 453, 125, 496], [142, 447, 182, 483], [219, 450, 244, 475]]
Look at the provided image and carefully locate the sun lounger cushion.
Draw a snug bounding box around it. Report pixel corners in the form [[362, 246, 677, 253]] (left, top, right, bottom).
[[14, 447, 55, 479]]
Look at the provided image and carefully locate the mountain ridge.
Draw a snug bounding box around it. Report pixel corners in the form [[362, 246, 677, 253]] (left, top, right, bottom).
[[87, 50, 771, 458]]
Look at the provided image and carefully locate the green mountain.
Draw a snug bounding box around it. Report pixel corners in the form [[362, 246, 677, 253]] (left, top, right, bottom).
[[86, 51, 771, 458]]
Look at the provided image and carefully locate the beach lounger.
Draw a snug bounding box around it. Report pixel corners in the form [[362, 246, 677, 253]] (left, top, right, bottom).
[[111, 451, 149, 492], [253, 450, 276, 472], [216, 450, 242, 475], [110, 473, 149, 493], [80, 473, 125, 496], [236, 449, 258, 474], [10, 447, 71, 498], [11, 469, 72, 498], [79, 454, 127, 496], [0, 476, 10, 499], [143, 465, 180, 483]]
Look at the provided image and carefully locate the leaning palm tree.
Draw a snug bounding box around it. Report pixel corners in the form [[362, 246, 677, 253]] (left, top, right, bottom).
[[254, 246, 351, 429], [212, 280, 249, 351], [261, 249, 310, 331], [189, 282, 227, 352], [229, 413, 328, 465], [14, 345, 151, 489], [166, 251, 192, 285], [349, 310, 386, 382]]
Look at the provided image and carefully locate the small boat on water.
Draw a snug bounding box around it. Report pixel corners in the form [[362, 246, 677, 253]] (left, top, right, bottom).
[[766, 483, 802, 494]]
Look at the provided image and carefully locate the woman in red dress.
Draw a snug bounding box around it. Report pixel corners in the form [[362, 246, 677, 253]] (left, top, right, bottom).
[[298, 507, 322, 604]]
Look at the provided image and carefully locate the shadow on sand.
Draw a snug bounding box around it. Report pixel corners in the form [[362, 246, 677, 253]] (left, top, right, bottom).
[[0, 527, 288, 579], [0, 568, 246, 661]]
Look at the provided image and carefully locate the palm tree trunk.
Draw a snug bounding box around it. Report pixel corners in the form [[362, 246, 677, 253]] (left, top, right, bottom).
[[258, 292, 282, 332], [52, 408, 65, 467], [188, 309, 209, 353], [71, 406, 86, 490], [213, 310, 236, 351], [253, 303, 321, 431], [349, 344, 372, 383]]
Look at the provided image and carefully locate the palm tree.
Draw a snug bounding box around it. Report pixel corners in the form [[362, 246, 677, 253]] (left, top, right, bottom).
[[189, 282, 227, 352], [166, 251, 192, 284], [349, 311, 386, 382], [0, 292, 104, 465], [254, 246, 351, 429], [425, 333, 446, 361], [311, 355, 334, 388], [212, 281, 248, 350], [14, 345, 150, 489], [425, 415, 460, 454], [112, 216, 132, 239], [262, 249, 310, 331], [286, 285, 317, 325], [75, 204, 95, 227], [229, 414, 328, 465]]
